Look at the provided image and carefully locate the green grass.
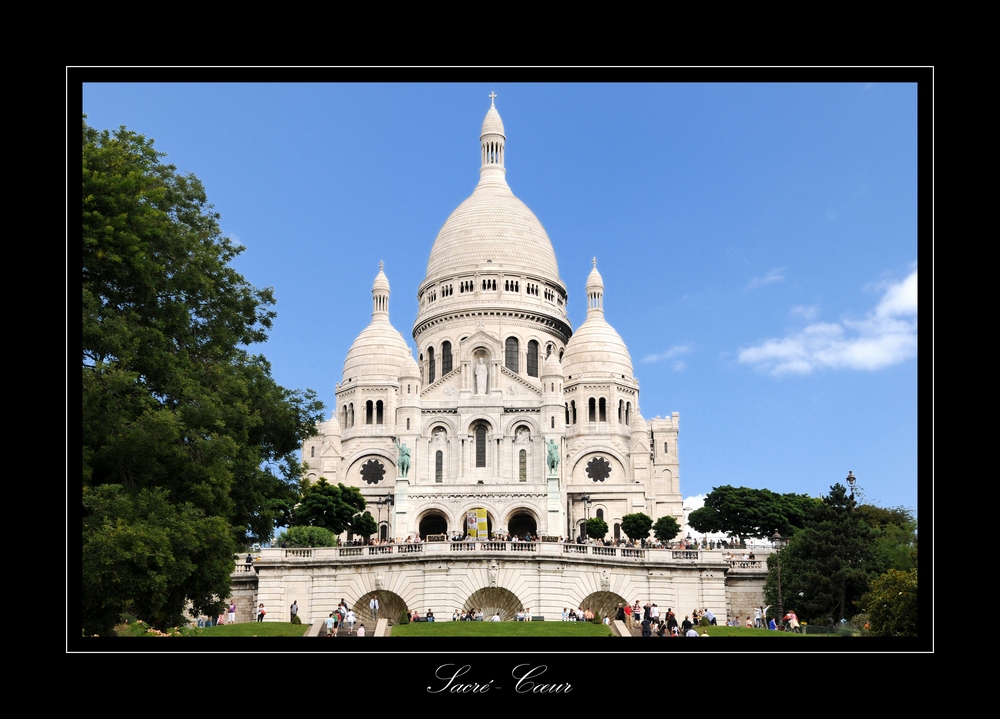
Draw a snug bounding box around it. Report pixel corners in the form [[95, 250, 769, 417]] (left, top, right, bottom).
[[390, 621, 613, 637], [181, 622, 310, 637], [691, 626, 808, 637]]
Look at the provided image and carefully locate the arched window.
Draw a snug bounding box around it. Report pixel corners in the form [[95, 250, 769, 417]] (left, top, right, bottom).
[[436, 451, 443, 483], [527, 340, 539, 377], [505, 337, 519, 373], [310, 445, 315, 458], [614, 523, 621, 540], [475, 425, 487, 467], [618, 399, 624, 423], [365, 400, 374, 425], [441, 341, 453, 375], [406, 418, 410, 430], [625, 402, 631, 426], [341, 404, 348, 427], [565, 403, 570, 424], [376, 400, 384, 424], [599, 397, 607, 422], [571, 400, 577, 424], [348, 403, 354, 427], [596, 508, 604, 521], [428, 346, 435, 383], [589, 398, 596, 422], [551, 416, 555, 429], [519, 449, 527, 482]]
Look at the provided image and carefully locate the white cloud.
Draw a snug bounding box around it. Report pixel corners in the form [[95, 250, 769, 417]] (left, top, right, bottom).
[[641, 344, 693, 365], [738, 269, 917, 376], [790, 304, 819, 321], [747, 267, 785, 290]]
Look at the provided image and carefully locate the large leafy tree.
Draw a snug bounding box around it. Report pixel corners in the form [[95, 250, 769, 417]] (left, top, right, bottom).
[[764, 484, 880, 623], [82, 118, 324, 636], [620, 513, 653, 541], [860, 548, 918, 637], [290, 478, 367, 534], [688, 485, 818, 544], [586, 517, 609, 540]]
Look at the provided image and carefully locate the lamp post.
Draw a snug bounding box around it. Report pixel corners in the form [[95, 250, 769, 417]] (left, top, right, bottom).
[[845, 470, 864, 505], [771, 531, 787, 628], [581, 494, 592, 539]]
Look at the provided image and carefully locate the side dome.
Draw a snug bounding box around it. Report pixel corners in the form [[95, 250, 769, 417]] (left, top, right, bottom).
[[562, 259, 634, 380], [342, 264, 411, 383]]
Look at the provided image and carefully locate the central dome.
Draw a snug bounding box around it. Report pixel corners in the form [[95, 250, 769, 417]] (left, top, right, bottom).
[[424, 185, 560, 280], [421, 100, 561, 286]]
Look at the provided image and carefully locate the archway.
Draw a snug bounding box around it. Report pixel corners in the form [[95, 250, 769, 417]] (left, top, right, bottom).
[[418, 512, 448, 539], [465, 587, 523, 621], [355, 590, 407, 626], [578, 591, 627, 623], [507, 511, 537, 538]]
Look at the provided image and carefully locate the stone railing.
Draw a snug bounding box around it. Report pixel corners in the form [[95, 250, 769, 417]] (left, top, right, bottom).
[[243, 543, 772, 569]]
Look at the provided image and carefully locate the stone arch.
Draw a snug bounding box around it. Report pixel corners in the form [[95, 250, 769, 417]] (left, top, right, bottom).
[[416, 508, 450, 538], [577, 591, 628, 623], [505, 507, 539, 537], [355, 589, 408, 626], [501, 415, 540, 436], [465, 586, 524, 621], [568, 447, 629, 485]]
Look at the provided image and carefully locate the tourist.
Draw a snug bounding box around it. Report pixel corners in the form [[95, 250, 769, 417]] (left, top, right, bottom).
[[369, 594, 380, 621], [768, 616, 778, 631], [427, 608, 435, 622], [491, 612, 501, 622], [325, 613, 335, 636], [562, 607, 569, 621], [754, 605, 763, 628], [516, 609, 525, 621], [256, 603, 266, 622], [357, 624, 365, 636], [452, 609, 459, 621], [746, 616, 753, 628], [228, 600, 236, 624], [525, 607, 532, 622], [289, 600, 298, 622], [704, 608, 717, 625], [623, 602, 633, 628], [346, 609, 357, 634]]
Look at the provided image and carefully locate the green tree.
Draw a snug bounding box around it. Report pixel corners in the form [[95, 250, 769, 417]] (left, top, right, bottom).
[[82, 118, 324, 636], [688, 485, 817, 545], [620, 513, 653, 541], [586, 517, 609, 540], [276, 525, 338, 548], [764, 484, 877, 623], [653, 515, 682, 542], [860, 566, 918, 637], [290, 478, 367, 533], [352, 511, 378, 542]]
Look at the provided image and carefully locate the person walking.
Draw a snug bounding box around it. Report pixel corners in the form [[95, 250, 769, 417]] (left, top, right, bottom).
[[346, 609, 357, 634], [289, 600, 298, 623], [256, 603, 266, 622], [369, 594, 380, 621]]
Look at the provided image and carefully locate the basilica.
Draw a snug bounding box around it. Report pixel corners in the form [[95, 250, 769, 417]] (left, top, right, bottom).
[[302, 97, 684, 543]]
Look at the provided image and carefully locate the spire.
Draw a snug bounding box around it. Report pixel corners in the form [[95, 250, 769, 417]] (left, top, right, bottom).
[[372, 262, 390, 318], [586, 258, 604, 316], [480, 92, 507, 183]]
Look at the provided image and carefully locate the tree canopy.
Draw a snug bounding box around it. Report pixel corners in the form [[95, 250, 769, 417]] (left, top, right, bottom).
[[687, 485, 818, 544], [763, 483, 909, 624], [82, 118, 324, 636], [653, 515, 681, 542], [586, 517, 609, 540], [620, 513, 653, 541], [289, 478, 367, 534]]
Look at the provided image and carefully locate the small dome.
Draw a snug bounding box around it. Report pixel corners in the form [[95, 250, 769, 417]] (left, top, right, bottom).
[[342, 265, 410, 383], [561, 315, 634, 381], [562, 258, 633, 381], [342, 321, 410, 383], [481, 103, 505, 139], [400, 351, 420, 380], [321, 413, 342, 437], [541, 351, 563, 377]]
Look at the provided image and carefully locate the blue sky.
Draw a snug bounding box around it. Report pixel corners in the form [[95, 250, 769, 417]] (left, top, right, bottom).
[[81, 80, 921, 517]]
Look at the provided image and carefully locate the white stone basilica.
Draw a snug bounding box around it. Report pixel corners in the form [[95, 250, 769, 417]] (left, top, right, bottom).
[[303, 97, 684, 544]]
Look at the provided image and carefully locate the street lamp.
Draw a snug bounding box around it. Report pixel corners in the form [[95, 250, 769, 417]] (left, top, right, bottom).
[[845, 470, 864, 504], [771, 531, 787, 628], [581, 494, 592, 539]]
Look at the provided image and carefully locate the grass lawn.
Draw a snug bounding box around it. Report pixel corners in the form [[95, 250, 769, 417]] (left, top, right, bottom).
[[390, 621, 613, 637], [190, 622, 310, 636], [693, 626, 810, 637]]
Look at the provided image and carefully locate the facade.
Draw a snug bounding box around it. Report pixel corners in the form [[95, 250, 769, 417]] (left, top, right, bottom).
[[303, 98, 683, 544]]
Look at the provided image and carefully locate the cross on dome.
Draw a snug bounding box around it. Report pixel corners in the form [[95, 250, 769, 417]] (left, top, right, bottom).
[[489, 90, 497, 107]]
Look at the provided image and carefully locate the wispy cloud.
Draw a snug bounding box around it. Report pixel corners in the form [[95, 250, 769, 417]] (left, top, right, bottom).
[[738, 268, 917, 376], [790, 304, 819, 321], [746, 267, 785, 290], [641, 344, 693, 368]]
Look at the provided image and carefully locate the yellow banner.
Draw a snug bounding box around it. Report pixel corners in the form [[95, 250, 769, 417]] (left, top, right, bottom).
[[477, 508, 488, 539], [467, 510, 478, 538]]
